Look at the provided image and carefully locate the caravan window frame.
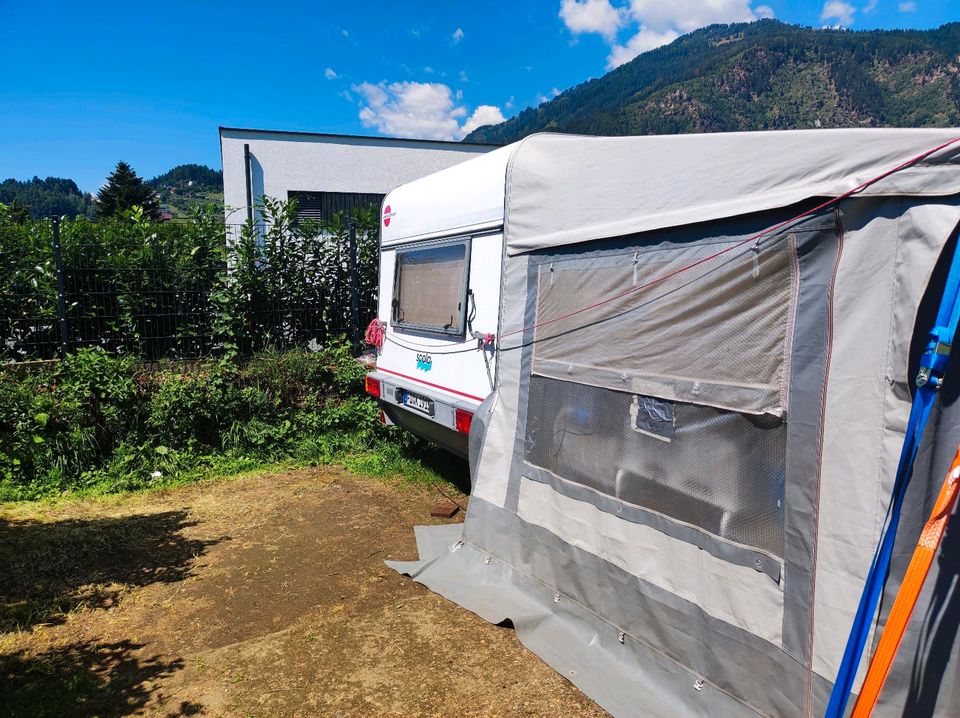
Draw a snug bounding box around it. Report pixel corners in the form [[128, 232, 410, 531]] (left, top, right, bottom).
[[391, 236, 472, 337]]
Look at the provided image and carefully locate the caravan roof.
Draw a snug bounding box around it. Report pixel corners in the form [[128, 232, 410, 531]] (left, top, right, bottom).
[[380, 144, 514, 246], [383, 128, 960, 252]]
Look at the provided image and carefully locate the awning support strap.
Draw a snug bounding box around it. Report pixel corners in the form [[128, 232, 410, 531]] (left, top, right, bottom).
[[824, 234, 960, 718], [850, 446, 960, 717]]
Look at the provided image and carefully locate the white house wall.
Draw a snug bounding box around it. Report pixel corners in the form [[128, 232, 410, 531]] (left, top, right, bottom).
[[219, 128, 494, 224]]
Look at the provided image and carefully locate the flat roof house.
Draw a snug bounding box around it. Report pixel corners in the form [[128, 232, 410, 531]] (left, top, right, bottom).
[[218, 126, 498, 225]]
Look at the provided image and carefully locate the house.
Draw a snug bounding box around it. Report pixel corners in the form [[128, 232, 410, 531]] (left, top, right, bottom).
[[218, 126, 498, 226]]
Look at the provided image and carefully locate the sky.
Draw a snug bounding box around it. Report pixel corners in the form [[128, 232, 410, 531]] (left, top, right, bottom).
[[1, 0, 958, 192]]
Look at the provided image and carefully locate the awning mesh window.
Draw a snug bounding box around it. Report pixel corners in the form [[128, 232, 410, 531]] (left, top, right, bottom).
[[532, 234, 798, 416], [525, 376, 786, 557]]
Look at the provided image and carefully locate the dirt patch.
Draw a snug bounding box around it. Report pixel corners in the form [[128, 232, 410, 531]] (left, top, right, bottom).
[[0, 469, 606, 717]]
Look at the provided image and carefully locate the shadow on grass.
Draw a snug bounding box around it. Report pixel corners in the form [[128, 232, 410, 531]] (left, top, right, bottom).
[[415, 445, 471, 494], [0, 510, 225, 632], [0, 638, 202, 718]]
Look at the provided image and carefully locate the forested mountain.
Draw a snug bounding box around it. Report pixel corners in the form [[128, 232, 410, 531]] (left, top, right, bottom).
[[0, 164, 224, 220], [148, 164, 223, 216], [464, 20, 960, 144], [0, 177, 95, 219], [148, 164, 222, 190]]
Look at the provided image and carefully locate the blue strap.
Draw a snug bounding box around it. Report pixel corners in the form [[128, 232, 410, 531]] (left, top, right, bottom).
[[825, 238, 960, 718]]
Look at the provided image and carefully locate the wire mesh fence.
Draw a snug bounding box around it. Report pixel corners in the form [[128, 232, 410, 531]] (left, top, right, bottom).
[[0, 210, 379, 362]]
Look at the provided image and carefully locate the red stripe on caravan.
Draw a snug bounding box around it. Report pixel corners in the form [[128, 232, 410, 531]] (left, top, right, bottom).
[[376, 367, 485, 402]]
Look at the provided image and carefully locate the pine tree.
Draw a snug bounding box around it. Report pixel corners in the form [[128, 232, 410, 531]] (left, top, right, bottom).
[[5, 198, 30, 223], [96, 161, 161, 220]]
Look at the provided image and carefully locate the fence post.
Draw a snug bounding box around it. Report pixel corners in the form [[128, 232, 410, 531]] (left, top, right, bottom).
[[50, 216, 70, 356], [348, 216, 360, 352]]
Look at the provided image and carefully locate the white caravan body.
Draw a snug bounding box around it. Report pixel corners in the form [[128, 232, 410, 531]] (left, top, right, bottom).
[[367, 145, 514, 457]]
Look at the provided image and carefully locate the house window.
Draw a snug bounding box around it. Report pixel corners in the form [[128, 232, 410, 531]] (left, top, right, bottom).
[[287, 191, 384, 223], [392, 239, 471, 336]]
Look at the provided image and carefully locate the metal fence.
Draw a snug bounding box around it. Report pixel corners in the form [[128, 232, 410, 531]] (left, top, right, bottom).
[[0, 216, 379, 362]]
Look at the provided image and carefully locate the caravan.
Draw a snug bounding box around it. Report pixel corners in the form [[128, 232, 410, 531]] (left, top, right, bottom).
[[364, 146, 513, 458], [375, 129, 960, 718]]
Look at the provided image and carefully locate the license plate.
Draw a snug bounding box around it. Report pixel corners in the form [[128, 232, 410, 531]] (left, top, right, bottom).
[[401, 390, 434, 416]]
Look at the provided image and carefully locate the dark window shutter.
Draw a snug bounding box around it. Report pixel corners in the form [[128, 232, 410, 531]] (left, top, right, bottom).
[[287, 191, 384, 223]]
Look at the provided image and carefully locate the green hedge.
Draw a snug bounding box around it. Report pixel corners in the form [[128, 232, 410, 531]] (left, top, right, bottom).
[[0, 199, 380, 362], [0, 343, 424, 501]]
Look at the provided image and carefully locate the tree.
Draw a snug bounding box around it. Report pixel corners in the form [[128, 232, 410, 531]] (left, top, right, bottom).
[[3, 199, 31, 223], [96, 161, 161, 220]]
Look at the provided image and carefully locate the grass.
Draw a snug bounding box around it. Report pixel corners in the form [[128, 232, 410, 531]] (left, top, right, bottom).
[[3, 436, 466, 509]]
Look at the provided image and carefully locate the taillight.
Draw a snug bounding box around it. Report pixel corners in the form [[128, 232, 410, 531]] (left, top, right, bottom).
[[365, 376, 381, 398], [455, 408, 473, 434], [379, 409, 387, 424]]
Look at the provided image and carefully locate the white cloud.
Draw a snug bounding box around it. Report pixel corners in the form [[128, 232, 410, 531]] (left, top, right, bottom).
[[821, 0, 856, 25], [324, 67, 338, 80], [899, 1, 917, 11], [452, 27, 464, 43], [627, 0, 763, 33], [459, 69, 469, 82], [552, 87, 562, 97], [561, 1, 773, 71], [353, 81, 504, 140], [863, 0, 879, 12], [505, 95, 515, 109], [560, 0, 624, 40], [607, 26, 679, 68], [461, 105, 506, 136]]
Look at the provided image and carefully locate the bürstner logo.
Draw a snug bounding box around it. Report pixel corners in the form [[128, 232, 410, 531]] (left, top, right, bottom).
[[383, 205, 395, 227]]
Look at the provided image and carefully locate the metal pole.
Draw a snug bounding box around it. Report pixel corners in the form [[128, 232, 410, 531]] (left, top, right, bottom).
[[243, 143, 253, 223], [348, 216, 360, 351], [50, 217, 70, 356]]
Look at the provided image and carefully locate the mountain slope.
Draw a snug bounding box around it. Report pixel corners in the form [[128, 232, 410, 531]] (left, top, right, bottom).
[[148, 164, 223, 217], [0, 164, 224, 220], [0, 177, 95, 219], [464, 20, 960, 144]]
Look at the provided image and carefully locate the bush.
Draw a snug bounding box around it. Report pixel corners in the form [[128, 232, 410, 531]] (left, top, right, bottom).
[[0, 341, 417, 502], [0, 198, 380, 362]]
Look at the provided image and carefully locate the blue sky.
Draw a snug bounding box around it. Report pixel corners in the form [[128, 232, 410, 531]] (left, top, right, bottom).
[[2, 0, 957, 192]]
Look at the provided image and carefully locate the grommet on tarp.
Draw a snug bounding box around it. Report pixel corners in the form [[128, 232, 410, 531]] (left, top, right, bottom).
[[484, 555, 492, 565], [451, 539, 464, 552], [553, 592, 561, 603], [751, 241, 761, 279], [632, 251, 639, 285], [694, 678, 705, 692], [617, 631, 625, 644], [549, 262, 555, 286]]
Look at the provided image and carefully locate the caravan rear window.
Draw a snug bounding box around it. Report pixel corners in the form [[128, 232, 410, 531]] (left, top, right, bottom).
[[392, 240, 470, 335]]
